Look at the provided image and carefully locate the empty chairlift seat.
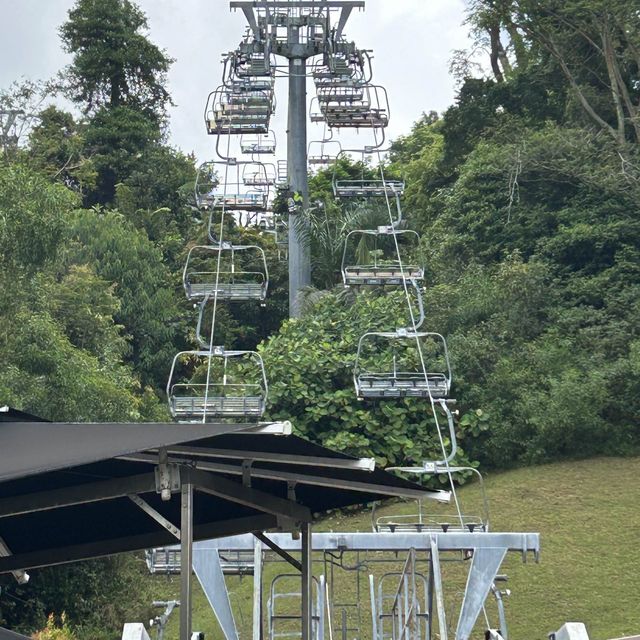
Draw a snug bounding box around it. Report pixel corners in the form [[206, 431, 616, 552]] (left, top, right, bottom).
[[307, 140, 342, 167], [205, 86, 273, 135], [212, 187, 268, 211], [341, 228, 423, 286], [228, 78, 274, 94], [354, 330, 452, 400], [240, 130, 277, 154], [242, 161, 276, 187], [194, 162, 220, 209], [182, 244, 268, 303], [317, 83, 365, 104], [198, 161, 271, 211], [318, 85, 390, 129], [372, 466, 490, 533], [167, 347, 268, 421], [333, 178, 405, 198]]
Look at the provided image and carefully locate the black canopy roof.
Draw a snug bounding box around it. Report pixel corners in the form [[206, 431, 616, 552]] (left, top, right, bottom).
[[0, 409, 446, 574]]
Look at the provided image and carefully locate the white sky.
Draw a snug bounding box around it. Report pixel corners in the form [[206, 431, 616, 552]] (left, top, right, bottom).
[[0, 0, 472, 161]]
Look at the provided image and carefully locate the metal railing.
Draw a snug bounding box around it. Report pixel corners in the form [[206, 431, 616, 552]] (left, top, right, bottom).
[[390, 550, 429, 640]]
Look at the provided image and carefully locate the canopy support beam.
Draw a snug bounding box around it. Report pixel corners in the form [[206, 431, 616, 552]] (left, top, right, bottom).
[[0, 473, 157, 519], [254, 532, 301, 571], [191, 469, 311, 522], [0, 514, 278, 573]]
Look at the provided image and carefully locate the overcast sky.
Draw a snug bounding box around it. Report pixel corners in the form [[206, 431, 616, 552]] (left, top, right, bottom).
[[1, 0, 472, 161]]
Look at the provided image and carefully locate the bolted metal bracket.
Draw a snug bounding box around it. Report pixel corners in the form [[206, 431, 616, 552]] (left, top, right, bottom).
[[0, 536, 29, 585], [242, 460, 253, 488], [129, 495, 181, 540], [155, 458, 181, 501]]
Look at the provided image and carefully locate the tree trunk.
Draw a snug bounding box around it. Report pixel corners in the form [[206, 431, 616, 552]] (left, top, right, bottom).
[[110, 74, 122, 107], [601, 19, 626, 145], [506, 22, 528, 69], [489, 23, 505, 82]]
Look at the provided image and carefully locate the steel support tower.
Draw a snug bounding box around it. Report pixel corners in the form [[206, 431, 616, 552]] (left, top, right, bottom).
[[231, 0, 365, 317]]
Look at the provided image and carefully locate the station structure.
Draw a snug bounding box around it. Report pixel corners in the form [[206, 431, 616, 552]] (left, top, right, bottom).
[[154, 2, 542, 640]]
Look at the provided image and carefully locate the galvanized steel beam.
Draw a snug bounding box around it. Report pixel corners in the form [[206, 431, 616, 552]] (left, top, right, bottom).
[[193, 549, 239, 640], [131, 454, 446, 501], [128, 494, 181, 540], [254, 532, 302, 571], [180, 482, 194, 640], [195, 532, 540, 555]]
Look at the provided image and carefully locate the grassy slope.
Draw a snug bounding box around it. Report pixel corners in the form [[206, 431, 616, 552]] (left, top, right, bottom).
[[147, 456, 640, 640]]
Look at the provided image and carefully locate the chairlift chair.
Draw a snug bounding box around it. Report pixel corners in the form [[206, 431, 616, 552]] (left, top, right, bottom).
[[354, 330, 452, 400], [317, 83, 365, 104], [240, 130, 277, 154], [259, 215, 288, 260], [322, 85, 390, 130], [333, 176, 405, 198], [242, 161, 276, 187], [307, 139, 342, 166], [194, 162, 220, 209], [182, 244, 269, 303], [167, 347, 268, 420], [205, 161, 270, 211], [309, 97, 327, 123], [227, 78, 274, 94], [276, 160, 288, 188], [233, 39, 274, 77], [331, 150, 404, 197], [373, 464, 490, 533], [212, 187, 268, 211], [205, 86, 273, 135], [341, 228, 423, 286]]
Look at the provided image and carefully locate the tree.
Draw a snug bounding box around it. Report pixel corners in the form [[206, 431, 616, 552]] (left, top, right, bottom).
[[59, 0, 174, 203], [67, 209, 181, 388], [465, 0, 640, 144], [84, 104, 161, 203], [29, 106, 96, 193], [261, 289, 483, 472], [59, 0, 173, 121], [0, 79, 54, 158]]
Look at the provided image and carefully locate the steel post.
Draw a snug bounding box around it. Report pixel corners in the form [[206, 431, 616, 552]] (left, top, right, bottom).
[[301, 522, 313, 640], [253, 537, 263, 640], [287, 55, 310, 318], [180, 482, 194, 640]]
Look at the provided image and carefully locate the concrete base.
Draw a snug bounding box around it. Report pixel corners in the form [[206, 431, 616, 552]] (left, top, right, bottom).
[[121, 623, 151, 640], [550, 623, 590, 640]]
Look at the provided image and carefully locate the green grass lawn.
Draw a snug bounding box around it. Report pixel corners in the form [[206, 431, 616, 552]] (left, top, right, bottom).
[[144, 456, 640, 640]]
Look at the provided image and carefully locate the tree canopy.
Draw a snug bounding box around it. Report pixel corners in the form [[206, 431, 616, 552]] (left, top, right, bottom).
[[59, 0, 173, 120]]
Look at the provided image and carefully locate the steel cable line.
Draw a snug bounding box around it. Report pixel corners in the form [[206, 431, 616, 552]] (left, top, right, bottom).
[[370, 126, 464, 527], [202, 129, 234, 423]]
